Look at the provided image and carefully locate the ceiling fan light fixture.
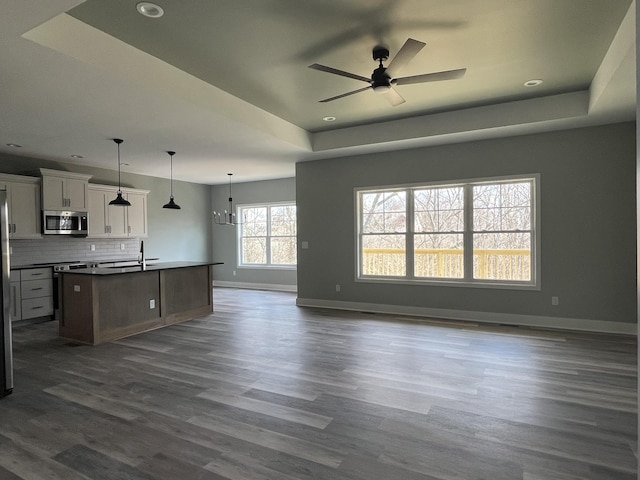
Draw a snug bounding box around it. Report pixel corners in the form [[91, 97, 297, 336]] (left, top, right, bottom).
[[373, 84, 391, 94], [309, 38, 466, 107]]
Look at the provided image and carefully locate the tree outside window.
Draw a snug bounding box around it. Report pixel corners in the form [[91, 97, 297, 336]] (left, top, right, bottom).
[[239, 203, 297, 267], [357, 176, 537, 287]]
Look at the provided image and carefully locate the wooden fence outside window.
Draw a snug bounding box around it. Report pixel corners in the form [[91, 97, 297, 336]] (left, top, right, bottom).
[[362, 248, 531, 280]]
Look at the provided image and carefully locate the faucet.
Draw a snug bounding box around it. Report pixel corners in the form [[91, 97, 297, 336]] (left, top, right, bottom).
[[139, 240, 146, 269]]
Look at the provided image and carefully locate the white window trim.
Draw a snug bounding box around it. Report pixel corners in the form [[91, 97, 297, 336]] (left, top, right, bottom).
[[236, 201, 297, 269], [354, 174, 541, 290]]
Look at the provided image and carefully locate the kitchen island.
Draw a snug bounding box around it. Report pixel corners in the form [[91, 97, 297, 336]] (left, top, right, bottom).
[[58, 262, 222, 345]]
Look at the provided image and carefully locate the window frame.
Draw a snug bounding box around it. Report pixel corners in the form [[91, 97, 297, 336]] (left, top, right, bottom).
[[355, 174, 540, 290], [237, 201, 297, 269]]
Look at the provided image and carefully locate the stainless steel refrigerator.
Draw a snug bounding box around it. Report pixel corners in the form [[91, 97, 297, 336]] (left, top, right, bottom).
[[0, 189, 12, 397]]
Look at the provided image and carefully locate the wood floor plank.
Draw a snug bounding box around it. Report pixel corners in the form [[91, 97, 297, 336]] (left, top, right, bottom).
[[187, 411, 345, 468], [54, 444, 157, 480], [196, 389, 334, 428], [0, 287, 635, 480], [0, 435, 90, 480]]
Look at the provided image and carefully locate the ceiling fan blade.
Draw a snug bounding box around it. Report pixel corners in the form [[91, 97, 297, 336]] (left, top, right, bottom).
[[319, 86, 371, 103], [385, 87, 406, 107], [395, 68, 467, 85], [386, 38, 426, 78], [308, 64, 371, 83]]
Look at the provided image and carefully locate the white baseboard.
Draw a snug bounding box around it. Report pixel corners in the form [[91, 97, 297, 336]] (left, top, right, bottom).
[[214, 280, 297, 293], [295, 298, 636, 335]]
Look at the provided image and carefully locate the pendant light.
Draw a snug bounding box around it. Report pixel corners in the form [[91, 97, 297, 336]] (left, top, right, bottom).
[[213, 173, 241, 225], [163, 150, 181, 209], [109, 138, 131, 206]]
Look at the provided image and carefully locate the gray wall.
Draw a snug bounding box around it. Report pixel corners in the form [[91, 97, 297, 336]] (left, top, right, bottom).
[[296, 122, 637, 329], [211, 177, 296, 289], [0, 153, 212, 263]]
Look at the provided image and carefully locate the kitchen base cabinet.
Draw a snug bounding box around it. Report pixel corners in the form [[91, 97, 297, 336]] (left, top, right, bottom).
[[59, 262, 221, 345], [11, 267, 54, 321], [20, 267, 54, 320]]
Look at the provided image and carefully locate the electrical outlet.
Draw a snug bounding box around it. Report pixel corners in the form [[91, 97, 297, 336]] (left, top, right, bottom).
[[551, 296, 559, 306], [90, 244, 95, 251], [233, 270, 236, 276], [301, 241, 309, 249], [73, 285, 80, 292], [336, 284, 341, 292], [120, 243, 125, 250], [149, 299, 155, 309]]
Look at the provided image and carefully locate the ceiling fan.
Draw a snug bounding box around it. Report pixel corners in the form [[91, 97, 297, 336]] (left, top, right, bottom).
[[309, 38, 466, 106]]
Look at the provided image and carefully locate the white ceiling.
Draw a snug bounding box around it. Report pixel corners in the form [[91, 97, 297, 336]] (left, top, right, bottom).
[[0, 0, 635, 185]]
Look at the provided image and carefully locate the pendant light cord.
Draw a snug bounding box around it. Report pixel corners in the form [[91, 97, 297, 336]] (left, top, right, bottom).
[[169, 152, 174, 198], [228, 173, 233, 219], [115, 138, 123, 193]]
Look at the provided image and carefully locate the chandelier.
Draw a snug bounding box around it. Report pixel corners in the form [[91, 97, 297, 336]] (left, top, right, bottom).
[[213, 173, 242, 225]]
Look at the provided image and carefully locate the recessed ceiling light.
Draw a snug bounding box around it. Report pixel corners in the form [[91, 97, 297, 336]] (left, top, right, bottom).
[[70, 154, 84, 159], [524, 79, 543, 87], [6, 143, 22, 148], [323, 116, 336, 122], [136, 2, 164, 18]]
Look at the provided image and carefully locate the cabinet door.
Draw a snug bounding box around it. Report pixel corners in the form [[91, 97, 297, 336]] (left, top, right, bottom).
[[126, 192, 147, 237], [66, 177, 88, 210], [87, 188, 109, 238], [107, 201, 128, 237], [42, 176, 66, 209], [9, 182, 41, 239]]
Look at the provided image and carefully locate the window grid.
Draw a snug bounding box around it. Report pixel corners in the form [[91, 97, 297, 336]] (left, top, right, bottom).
[[357, 177, 537, 287], [238, 203, 297, 267]]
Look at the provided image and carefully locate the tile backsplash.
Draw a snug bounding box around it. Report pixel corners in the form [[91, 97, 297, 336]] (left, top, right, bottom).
[[10, 237, 142, 266]]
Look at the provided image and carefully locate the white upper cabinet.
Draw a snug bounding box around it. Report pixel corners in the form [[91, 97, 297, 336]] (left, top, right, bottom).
[[40, 169, 92, 210], [87, 184, 148, 238], [0, 174, 42, 239], [126, 191, 147, 237]]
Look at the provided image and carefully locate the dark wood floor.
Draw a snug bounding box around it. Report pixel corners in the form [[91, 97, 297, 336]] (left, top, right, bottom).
[[0, 288, 636, 479]]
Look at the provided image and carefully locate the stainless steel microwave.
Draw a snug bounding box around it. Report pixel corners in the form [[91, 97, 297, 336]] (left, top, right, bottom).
[[43, 210, 88, 236]]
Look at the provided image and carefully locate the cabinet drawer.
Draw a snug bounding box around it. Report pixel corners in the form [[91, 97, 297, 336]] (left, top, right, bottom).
[[21, 279, 53, 299], [21, 297, 53, 319], [21, 267, 52, 281]]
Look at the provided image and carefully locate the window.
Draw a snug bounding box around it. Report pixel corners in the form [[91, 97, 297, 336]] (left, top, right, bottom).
[[238, 203, 297, 267], [357, 176, 538, 288]]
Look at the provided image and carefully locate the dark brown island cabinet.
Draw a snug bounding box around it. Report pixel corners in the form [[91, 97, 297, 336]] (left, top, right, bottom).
[[58, 262, 222, 345]]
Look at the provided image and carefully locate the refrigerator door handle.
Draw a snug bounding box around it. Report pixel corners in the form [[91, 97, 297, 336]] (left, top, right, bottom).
[[0, 190, 13, 396]]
